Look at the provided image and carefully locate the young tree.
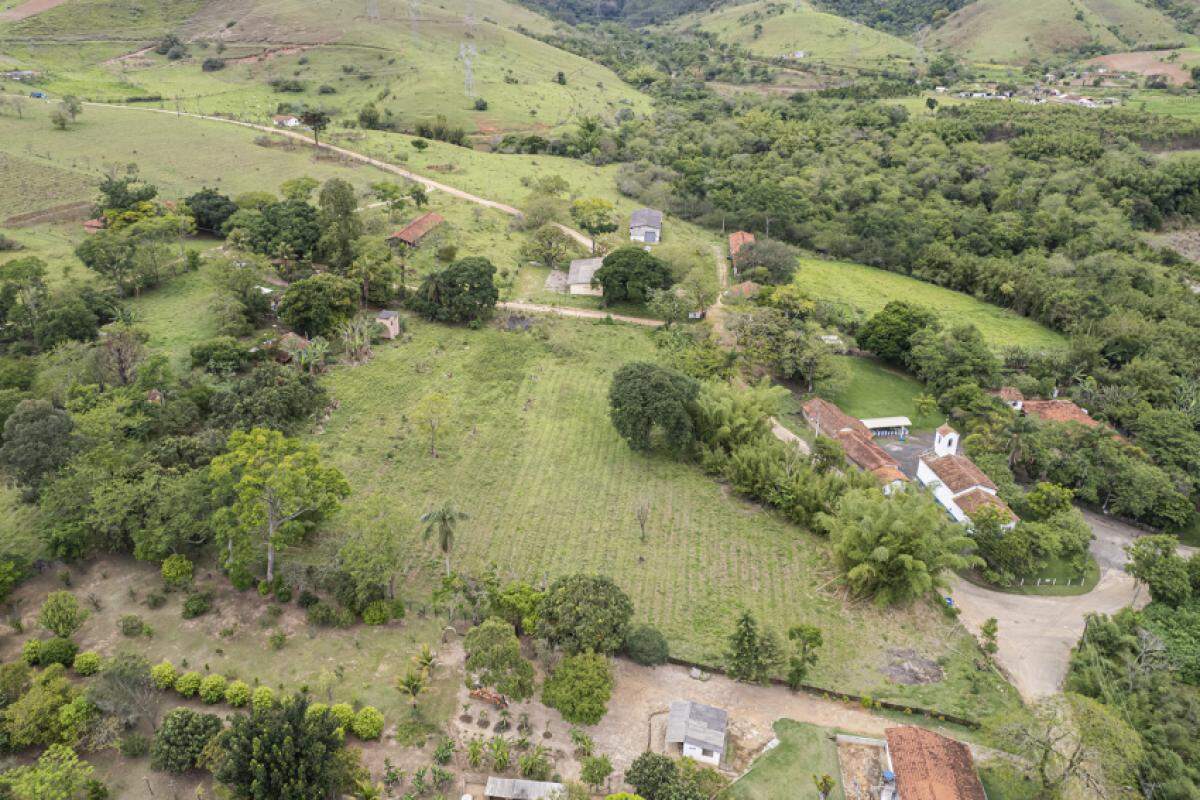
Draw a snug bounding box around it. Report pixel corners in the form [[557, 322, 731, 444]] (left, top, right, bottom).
[[208, 428, 350, 583], [420, 501, 468, 576], [537, 574, 633, 655], [395, 669, 426, 714], [726, 611, 782, 683], [521, 223, 576, 269], [337, 523, 404, 601], [608, 362, 699, 454], [409, 184, 429, 208], [278, 273, 359, 338], [542, 652, 613, 725], [570, 198, 618, 254], [412, 392, 451, 457], [812, 774, 836, 800], [86, 651, 158, 729], [980, 617, 999, 656], [464, 618, 535, 699], [581, 755, 613, 791], [634, 499, 651, 543], [371, 181, 408, 217], [38, 591, 87, 638], [786, 624, 823, 689], [594, 247, 673, 306]]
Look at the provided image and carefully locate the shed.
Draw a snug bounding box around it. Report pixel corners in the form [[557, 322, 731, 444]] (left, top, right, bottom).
[[665, 700, 727, 766], [390, 212, 445, 247], [629, 208, 663, 243], [376, 309, 401, 340], [860, 416, 912, 439], [484, 777, 564, 800], [566, 256, 604, 296], [884, 726, 987, 800]]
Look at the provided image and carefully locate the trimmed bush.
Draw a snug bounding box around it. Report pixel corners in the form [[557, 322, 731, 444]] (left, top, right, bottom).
[[21, 639, 40, 666], [624, 624, 669, 666], [73, 651, 102, 676], [38, 636, 78, 667], [151, 660, 177, 690], [174, 671, 203, 697], [250, 685, 275, 712], [199, 674, 227, 704], [225, 679, 251, 707], [329, 702, 355, 729], [352, 706, 385, 739], [182, 590, 213, 619], [361, 600, 390, 625]]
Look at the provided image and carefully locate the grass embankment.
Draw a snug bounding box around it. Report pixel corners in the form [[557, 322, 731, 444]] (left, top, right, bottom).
[[722, 720, 845, 800], [795, 256, 1067, 351]]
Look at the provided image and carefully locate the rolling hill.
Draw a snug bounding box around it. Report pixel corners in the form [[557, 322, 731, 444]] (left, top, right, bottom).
[[928, 0, 1197, 64], [677, 0, 919, 66]]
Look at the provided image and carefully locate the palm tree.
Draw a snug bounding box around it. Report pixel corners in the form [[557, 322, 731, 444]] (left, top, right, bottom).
[[396, 669, 426, 715], [421, 502, 468, 576], [412, 643, 437, 676]]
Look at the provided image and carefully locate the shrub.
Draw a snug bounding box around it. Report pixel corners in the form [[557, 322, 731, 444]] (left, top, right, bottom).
[[38, 636, 78, 667], [145, 591, 166, 609], [73, 651, 102, 676], [541, 653, 613, 725], [151, 660, 177, 690], [624, 624, 669, 666], [21, 639, 40, 665], [151, 707, 223, 772], [306, 602, 338, 626], [199, 674, 227, 704], [329, 702, 355, 729], [306, 702, 329, 719], [250, 685, 275, 712], [119, 614, 147, 637], [182, 590, 213, 619], [225, 679, 251, 707], [269, 630, 287, 650], [362, 600, 391, 625], [352, 706, 385, 739], [120, 732, 150, 758], [297, 589, 320, 608], [201, 57, 226, 72], [275, 584, 293, 603], [174, 671, 203, 697], [38, 591, 88, 637], [160, 555, 193, 589]]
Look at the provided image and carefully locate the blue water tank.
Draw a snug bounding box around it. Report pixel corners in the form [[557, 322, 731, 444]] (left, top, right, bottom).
[[883, 770, 896, 783]]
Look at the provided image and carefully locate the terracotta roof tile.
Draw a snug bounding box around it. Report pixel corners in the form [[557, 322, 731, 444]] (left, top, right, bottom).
[[885, 726, 986, 800], [729, 231, 754, 261], [997, 386, 1024, 402], [923, 453, 996, 494], [956, 488, 1016, 522], [836, 431, 907, 487], [1022, 399, 1099, 428], [936, 423, 956, 436], [803, 397, 870, 438], [390, 212, 445, 245]]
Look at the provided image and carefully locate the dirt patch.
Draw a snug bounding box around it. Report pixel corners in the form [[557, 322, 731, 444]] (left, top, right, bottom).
[[3, 200, 91, 227], [1151, 228, 1200, 265], [102, 46, 155, 67], [882, 648, 945, 686], [225, 45, 314, 65], [837, 740, 886, 800], [0, 0, 68, 21], [1085, 50, 1197, 84]]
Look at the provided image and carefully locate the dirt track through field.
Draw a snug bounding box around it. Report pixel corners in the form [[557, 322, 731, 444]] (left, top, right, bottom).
[[0, 0, 68, 21]]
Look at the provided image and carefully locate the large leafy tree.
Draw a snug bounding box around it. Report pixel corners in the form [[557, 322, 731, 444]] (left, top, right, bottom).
[[215, 694, 355, 799], [625, 752, 677, 800], [536, 574, 633, 655], [857, 301, 939, 365], [316, 179, 363, 271], [1, 743, 96, 800], [208, 428, 350, 582], [521, 223, 577, 269], [594, 247, 673, 306], [410, 257, 498, 323], [210, 363, 327, 432], [822, 488, 981, 605], [464, 618, 535, 700], [570, 197, 617, 253], [1126, 535, 1191, 607], [608, 362, 699, 453], [0, 400, 76, 488], [151, 707, 223, 772], [732, 238, 797, 284], [541, 652, 613, 725], [185, 187, 238, 234], [278, 273, 359, 338]]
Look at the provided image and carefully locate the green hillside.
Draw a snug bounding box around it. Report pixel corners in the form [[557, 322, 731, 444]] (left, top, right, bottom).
[[0, 0, 651, 134], [930, 0, 1196, 64], [678, 0, 918, 66]]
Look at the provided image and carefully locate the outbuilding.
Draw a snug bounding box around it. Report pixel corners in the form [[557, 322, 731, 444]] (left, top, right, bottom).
[[883, 726, 987, 800], [665, 700, 727, 766], [484, 777, 564, 800], [376, 309, 401, 339], [860, 416, 911, 440], [629, 208, 663, 243], [566, 256, 604, 296], [389, 212, 445, 248]]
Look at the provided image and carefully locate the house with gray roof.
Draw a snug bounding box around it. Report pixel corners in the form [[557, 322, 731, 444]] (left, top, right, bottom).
[[484, 777, 564, 800], [665, 700, 727, 766], [566, 256, 603, 296], [376, 309, 401, 339], [630, 208, 663, 243]]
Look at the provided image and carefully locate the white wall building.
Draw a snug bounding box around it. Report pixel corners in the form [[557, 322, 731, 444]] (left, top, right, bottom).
[[665, 700, 727, 766], [629, 208, 663, 243], [917, 425, 1017, 527]]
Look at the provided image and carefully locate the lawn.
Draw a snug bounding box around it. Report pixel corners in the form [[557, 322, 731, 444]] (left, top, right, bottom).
[[795, 256, 1067, 351], [311, 314, 1020, 719], [823, 356, 942, 431], [962, 553, 1101, 597], [722, 720, 845, 800]]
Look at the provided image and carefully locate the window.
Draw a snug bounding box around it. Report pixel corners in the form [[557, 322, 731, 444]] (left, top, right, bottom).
[[701, 749, 713, 757]]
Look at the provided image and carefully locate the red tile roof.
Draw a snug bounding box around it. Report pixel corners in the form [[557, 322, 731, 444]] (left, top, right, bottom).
[[997, 386, 1024, 403], [389, 212, 445, 246], [803, 397, 870, 438], [936, 423, 956, 436], [923, 453, 997, 494], [726, 280, 761, 298], [729, 231, 754, 262], [956, 488, 1016, 522], [885, 726, 986, 800], [1022, 399, 1099, 428], [836, 430, 908, 486]]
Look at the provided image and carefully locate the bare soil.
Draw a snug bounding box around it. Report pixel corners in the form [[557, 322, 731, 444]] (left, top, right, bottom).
[[1085, 51, 1198, 84], [837, 741, 885, 800], [0, 0, 68, 22], [882, 648, 944, 686]]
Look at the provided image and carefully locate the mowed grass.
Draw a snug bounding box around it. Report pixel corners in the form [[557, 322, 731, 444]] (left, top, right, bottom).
[[796, 257, 1066, 350], [1136, 91, 1200, 121], [722, 720, 845, 800], [823, 356, 942, 431], [680, 0, 916, 66], [313, 315, 1020, 718]]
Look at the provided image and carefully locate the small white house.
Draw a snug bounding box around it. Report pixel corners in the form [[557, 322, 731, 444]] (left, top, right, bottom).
[[272, 114, 301, 128], [666, 700, 727, 766], [917, 425, 1016, 527], [630, 208, 663, 244], [566, 257, 603, 296]]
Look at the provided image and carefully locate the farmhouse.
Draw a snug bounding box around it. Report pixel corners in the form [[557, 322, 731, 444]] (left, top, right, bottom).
[[1021, 399, 1099, 428], [389, 212, 445, 247], [376, 309, 401, 339], [883, 726, 987, 800], [802, 397, 908, 494], [484, 777, 565, 800], [917, 425, 1016, 527], [272, 114, 301, 128], [665, 700, 727, 766], [728, 231, 754, 273], [566, 257, 603, 296], [629, 208, 663, 243]]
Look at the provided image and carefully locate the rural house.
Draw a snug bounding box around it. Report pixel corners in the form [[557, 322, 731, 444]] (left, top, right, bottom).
[[802, 397, 908, 494], [389, 212, 445, 248], [917, 425, 1016, 527], [728, 231, 754, 273], [629, 208, 663, 243], [566, 256, 603, 296], [882, 726, 987, 800], [375, 309, 401, 339], [1021, 398, 1098, 428], [272, 114, 301, 128], [484, 777, 565, 800], [665, 700, 727, 766]]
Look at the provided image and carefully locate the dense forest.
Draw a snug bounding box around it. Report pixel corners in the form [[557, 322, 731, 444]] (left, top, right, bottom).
[[814, 0, 971, 34], [518, 0, 717, 25]]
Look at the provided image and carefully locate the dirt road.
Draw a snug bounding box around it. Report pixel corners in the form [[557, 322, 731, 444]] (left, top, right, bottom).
[[498, 301, 662, 327], [0, 0, 68, 21]]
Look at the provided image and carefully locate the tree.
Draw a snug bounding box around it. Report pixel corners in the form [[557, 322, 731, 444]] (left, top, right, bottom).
[[570, 198, 618, 253], [185, 187, 238, 234], [150, 707, 223, 772], [542, 652, 613, 725], [278, 273, 359, 337], [608, 362, 699, 454], [337, 524, 404, 601], [208, 428, 350, 583], [300, 109, 330, 147], [464, 618, 535, 699], [409, 257, 498, 323], [371, 181, 408, 216], [980, 617, 999, 655], [582, 755, 613, 790], [726, 612, 782, 683], [730, 310, 843, 393], [421, 501, 468, 576], [412, 392, 451, 457], [857, 301, 939, 365], [86, 651, 158, 728], [625, 752, 677, 800], [317, 178, 363, 271], [395, 669, 426, 714], [986, 696, 1107, 798], [38, 591, 87, 638], [2, 664, 77, 748], [537, 574, 634, 655], [786, 624, 823, 689], [1, 743, 95, 800], [733, 239, 797, 284], [823, 488, 982, 605], [280, 176, 319, 202], [215, 694, 355, 799], [594, 247, 673, 306], [0, 399, 76, 488], [907, 324, 999, 396], [624, 624, 669, 666], [1126, 535, 1191, 606], [812, 774, 836, 800], [521, 224, 576, 269], [409, 184, 429, 208]]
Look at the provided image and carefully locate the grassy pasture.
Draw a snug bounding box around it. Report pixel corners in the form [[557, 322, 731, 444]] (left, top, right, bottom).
[[722, 720, 845, 800], [795, 256, 1067, 351], [823, 356, 942, 431]]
